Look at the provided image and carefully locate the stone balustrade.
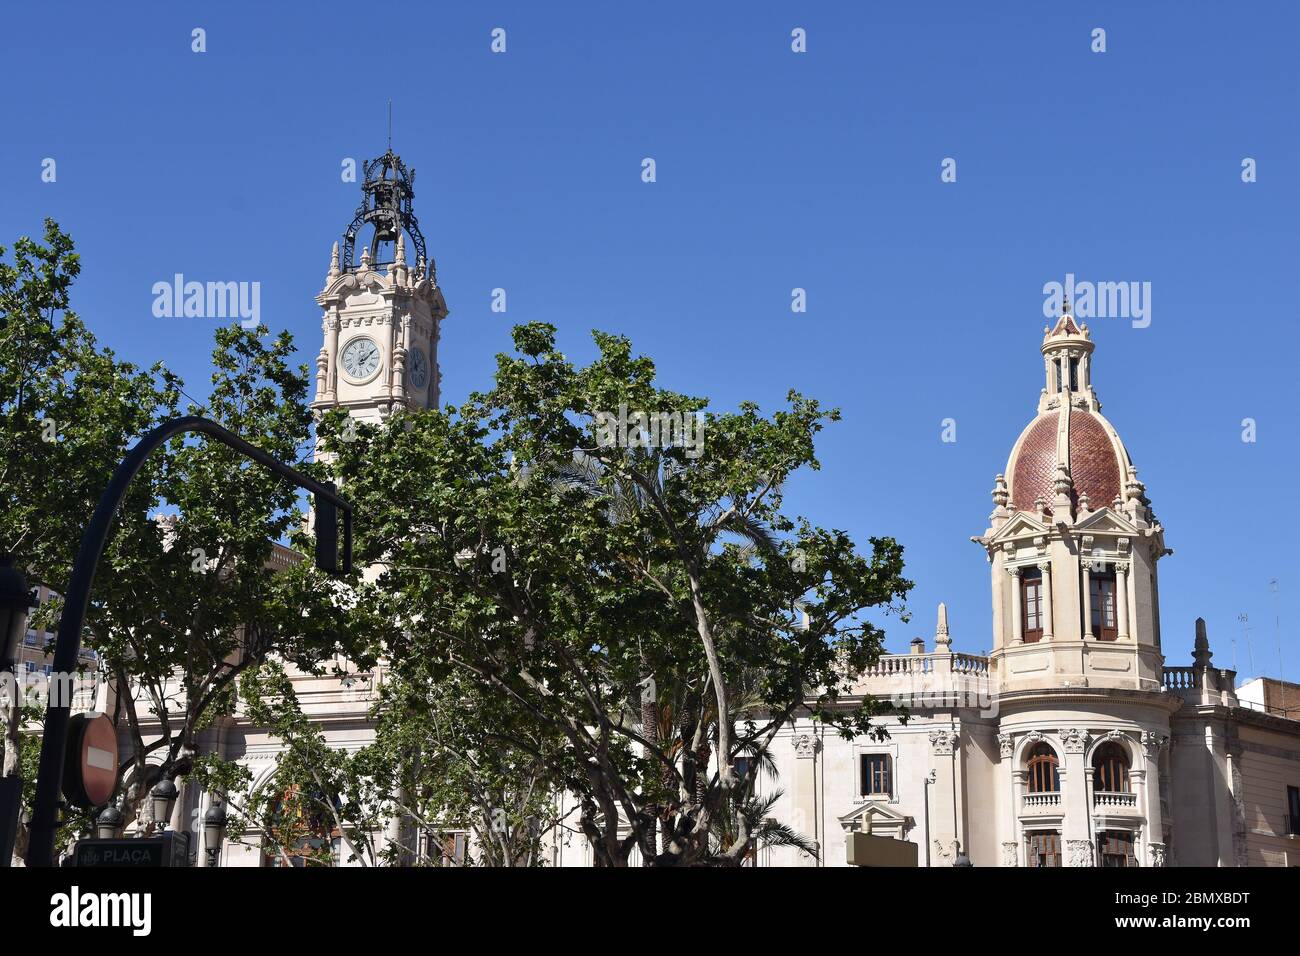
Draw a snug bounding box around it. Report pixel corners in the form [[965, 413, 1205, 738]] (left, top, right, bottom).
[[1094, 790, 1138, 810], [1022, 792, 1062, 812], [846, 648, 992, 706]]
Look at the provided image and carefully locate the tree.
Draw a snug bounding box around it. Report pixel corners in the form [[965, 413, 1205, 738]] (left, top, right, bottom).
[[2, 220, 175, 859], [82, 323, 356, 835], [219, 661, 570, 867], [1, 222, 352, 858], [326, 323, 912, 866]]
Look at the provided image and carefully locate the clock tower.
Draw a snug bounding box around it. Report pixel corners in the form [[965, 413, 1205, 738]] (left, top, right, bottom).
[[312, 149, 447, 432]]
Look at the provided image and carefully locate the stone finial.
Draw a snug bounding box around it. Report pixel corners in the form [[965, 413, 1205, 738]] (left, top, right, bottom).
[[395, 233, 407, 265], [360, 245, 372, 269], [1193, 617, 1212, 667], [1077, 491, 1091, 515], [991, 473, 1009, 508], [328, 241, 340, 280], [1053, 463, 1073, 496], [1124, 465, 1145, 501], [935, 602, 951, 649]]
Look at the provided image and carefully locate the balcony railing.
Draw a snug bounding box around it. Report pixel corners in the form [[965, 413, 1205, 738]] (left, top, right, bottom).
[[952, 653, 990, 675], [1022, 792, 1061, 812], [854, 651, 991, 679], [1093, 790, 1138, 810]]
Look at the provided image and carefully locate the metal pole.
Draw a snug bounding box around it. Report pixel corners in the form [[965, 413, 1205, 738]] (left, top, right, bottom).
[[26, 416, 352, 866]]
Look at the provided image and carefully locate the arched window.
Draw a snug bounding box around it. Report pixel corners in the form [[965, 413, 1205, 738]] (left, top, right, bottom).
[[1026, 743, 1060, 793], [1093, 742, 1130, 793]]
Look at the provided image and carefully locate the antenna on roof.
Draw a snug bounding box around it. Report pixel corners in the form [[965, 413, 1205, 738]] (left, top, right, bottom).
[[1270, 578, 1284, 683], [387, 99, 392, 150], [1237, 613, 1255, 676]]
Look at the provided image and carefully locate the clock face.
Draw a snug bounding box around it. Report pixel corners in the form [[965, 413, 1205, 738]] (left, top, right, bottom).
[[341, 337, 380, 380], [409, 347, 428, 389]]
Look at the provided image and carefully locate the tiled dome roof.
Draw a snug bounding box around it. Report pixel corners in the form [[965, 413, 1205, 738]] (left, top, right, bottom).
[[1009, 408, 1124, 515]]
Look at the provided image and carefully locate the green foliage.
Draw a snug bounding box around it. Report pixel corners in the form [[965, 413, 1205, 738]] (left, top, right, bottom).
[[1, 222, 355, 849], [327, 322, 912, 865]]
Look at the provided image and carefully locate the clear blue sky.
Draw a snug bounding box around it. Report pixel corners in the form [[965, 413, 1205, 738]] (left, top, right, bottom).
[[3, 1, 1298, 680]]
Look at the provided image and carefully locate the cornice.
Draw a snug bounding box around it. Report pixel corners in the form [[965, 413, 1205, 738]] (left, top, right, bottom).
[[994, 685, 1184, 715]]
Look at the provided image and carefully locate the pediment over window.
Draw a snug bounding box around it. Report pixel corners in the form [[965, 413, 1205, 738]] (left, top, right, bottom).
[[985, 512, 1050, 546], [1072, 508, 1138, 536], [838, 801, 913, 837]]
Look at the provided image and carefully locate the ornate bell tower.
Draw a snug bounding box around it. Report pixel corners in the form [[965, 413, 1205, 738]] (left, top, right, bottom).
[[975, 306, 1169, 692], [312, 150, 447, 429]]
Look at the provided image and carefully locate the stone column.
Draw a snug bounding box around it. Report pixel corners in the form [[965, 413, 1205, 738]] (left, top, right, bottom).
[[1038, 561, 1054, 642], [1009, 567, 1023, 645], [1060, 728, 1093, 865], [1115, 562, 1130, 640], [991, 560, 1006, 650], [1011, 769, 1028, 866], [792, 732, 819, 866], [999, 733, 1019, 866], [324, 313, 340, 400], [1140, 731, 1167, 866], [1205, 725, 1235, 867], [929, 728, 961, 865], [1081, 562, 1094, 639]]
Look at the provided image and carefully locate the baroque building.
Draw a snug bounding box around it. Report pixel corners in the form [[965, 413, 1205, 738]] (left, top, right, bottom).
[[760, 311, 1300, 867], [112, 151, 1300, 867]]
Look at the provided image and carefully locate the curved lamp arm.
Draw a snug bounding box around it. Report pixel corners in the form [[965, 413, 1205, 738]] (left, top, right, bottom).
[[25, 416, 352, 866]]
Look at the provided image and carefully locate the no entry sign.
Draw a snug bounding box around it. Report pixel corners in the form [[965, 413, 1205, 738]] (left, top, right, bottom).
[[63, 713, 118, 810]]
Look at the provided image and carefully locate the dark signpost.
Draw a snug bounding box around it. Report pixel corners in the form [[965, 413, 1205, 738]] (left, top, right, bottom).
[[22, 416, 354, 867], [73, 832, 190, 868]]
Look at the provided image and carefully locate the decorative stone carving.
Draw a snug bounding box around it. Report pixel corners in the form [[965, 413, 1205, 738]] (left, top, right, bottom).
[[793, 734, 818, 759], [1065, 839, 1094, 867], [1141, 731, 1168, 757], [1060, 727, 1089, 754], [932, 838, 958, 865], [1148, 842, 1167, 867], [998, 733, 1014, 759], [929, 729, 959, 755], [1001, 841, 1019, 867], [991, 474, 1009, 508]]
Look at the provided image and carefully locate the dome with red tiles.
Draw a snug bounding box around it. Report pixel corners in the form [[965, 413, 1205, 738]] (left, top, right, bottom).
[[1007, 408, 1126, 515]]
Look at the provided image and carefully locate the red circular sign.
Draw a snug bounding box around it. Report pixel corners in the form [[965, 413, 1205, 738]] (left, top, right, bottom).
[[64, 712, 118, 809]]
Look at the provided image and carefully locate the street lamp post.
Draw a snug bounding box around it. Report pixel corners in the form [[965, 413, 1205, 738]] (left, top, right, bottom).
[[95, 805, 123, 840], [149, 779, 178, 833], [0, 555, 36, 868], [24, 416, 354, 867], [203, 802, 227, 867]]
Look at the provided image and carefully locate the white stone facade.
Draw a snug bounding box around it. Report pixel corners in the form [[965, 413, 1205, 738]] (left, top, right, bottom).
[[133, 170, 1300, 867]]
